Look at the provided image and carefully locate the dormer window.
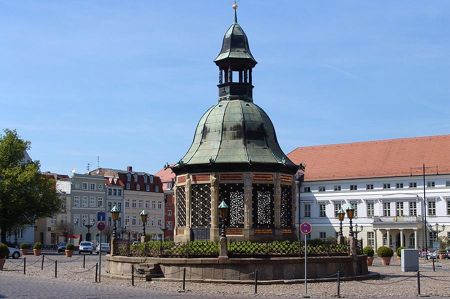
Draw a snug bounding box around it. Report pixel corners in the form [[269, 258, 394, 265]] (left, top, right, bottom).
[[150, 175, 154, 184], [143, 175, 147, 184], [127, 173, 131, 181], [134, 174, 138, 183]]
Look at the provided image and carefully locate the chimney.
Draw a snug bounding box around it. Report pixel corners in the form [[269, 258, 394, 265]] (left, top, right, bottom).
[[127, 166, 133, 172]]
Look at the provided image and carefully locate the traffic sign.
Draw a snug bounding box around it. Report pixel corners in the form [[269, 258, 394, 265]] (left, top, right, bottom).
[[97, 222, 106, 231], [97, 211, 106, 222], [300, 222, 312, 234]]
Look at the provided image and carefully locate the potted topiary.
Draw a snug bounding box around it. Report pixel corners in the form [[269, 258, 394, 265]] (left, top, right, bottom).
[[20, 243, 30, 255], [396, 246, 404, 260], [377, 246, 394, 265], [0, 243, 10, 270], [65, 243, 75, 257], [33, 242, 42, 256], [363, 246, 375, 266]]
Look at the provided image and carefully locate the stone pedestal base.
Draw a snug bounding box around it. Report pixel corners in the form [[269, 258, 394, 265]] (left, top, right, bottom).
[[348, 236, 357, 256], [141, 236, 146, 243], [219, 236, 228, 258]]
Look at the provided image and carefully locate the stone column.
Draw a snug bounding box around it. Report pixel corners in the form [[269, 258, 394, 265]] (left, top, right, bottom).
[[210, 173, 219, 241], [386, 229, 391, 248], [374, 229, 378, 251], [243, 173, 253, 235], [274, 173, 281, 229], [400, 229, 404, 247], [414, 229, 418, 249], [185, 176, 192, 242]]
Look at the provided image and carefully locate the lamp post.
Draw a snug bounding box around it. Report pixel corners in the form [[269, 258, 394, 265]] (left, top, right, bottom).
[[110, 205, 120, 239], [354, 224, 364, 240], [218, 200, 229, 238], [346, 207, 355, 238], [337, 209, 345, 242], [140, 210, 148, 238]]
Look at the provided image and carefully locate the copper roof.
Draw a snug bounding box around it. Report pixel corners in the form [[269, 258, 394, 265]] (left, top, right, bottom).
[[288, 134, 450, 182]]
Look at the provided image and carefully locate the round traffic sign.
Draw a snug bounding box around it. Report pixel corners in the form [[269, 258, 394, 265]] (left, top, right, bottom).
[[97, 221, 106, 231], [300, 222, 312, 234]]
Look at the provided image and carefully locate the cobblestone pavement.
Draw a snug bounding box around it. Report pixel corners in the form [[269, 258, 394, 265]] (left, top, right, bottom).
[[2, 254, 450, 298]]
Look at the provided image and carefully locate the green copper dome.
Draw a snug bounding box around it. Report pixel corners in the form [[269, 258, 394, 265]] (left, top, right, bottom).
[[172, 17, 298, 175]]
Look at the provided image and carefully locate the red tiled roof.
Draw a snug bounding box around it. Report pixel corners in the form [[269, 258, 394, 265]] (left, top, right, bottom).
[[287, 134, 450, 181], [155, 166, 175, 183]]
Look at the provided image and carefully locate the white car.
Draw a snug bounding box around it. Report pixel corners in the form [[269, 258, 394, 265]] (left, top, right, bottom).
[[8, 247, 21, 259], [95, 243, 110, 254], [78, 241, 94, 254]]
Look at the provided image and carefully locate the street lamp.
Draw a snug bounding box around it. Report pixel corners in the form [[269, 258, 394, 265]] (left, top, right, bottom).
[[337, 209, 345, 240], [140, 210, 148, 237], [218, 200, 229, 238], [111, 205, 120, 239], [354, 224, 363, 239], [346, 207, 355, 238]]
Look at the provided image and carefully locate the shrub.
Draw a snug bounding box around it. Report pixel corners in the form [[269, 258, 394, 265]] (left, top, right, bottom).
[[396, 246, 405, 257], [363, 246, 374, 257], [66, 244, 75, 251], [0, 243, 10, 258], [20, 243, 30, 250], [377, 246, 393, 257], [33, 242, 42, 250]]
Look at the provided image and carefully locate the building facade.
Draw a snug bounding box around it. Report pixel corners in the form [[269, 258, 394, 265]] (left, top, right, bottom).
[[156, 167, 175, 240], [289, 135, 450, 252]]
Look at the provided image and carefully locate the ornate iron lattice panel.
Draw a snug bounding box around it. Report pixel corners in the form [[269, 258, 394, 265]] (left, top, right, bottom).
[[219, 183, 244, 228], [176, 186, 186, 227], [252, 184, 274, 228], [191, 184, 211, 227], [280, 185, 293, 228]]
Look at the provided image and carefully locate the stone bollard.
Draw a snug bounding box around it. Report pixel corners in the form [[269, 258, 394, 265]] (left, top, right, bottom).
[[218, 236, 228, 261], [110, 237, 116, 256]]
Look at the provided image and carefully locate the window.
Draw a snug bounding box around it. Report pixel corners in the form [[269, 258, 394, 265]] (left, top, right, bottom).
[[146, 185, 150, 192], [367, 202, 374, 217], [145, 201, 149, 208], [150, 175, 154, 183], [113, 189, 117, 196], [118, 189, 122, 196], [155, 186, 160, 192], [125, 216, 130, 226], [446, 181, 450, 187], [89, 214, 95, 225], [382, 232, 392, 246], [138, 200, 143, 208], [90, 183, 96, 190], [334, 202, 342, 217], [98, 184, 103, 191], [409, 182, 417, 188], [157, 219, 162, 226], [125, 201, 129, 208], [89, 196, 95, 207], [131, 216, 136, 225], [334, 185, 341, 191], [318, 186, 326, 192], [152, 201, 156, 209], [132, 200, 137, 208], [168, 210, 173, 216], [396, 202, 404, 216], [366, 184, 374, 190], [82, 196, 88, 208], [118, 203, 122, 210], [126, 183, 130, 190], [143, 175, 147, 184], [396, 183, 403, 189], [429, 231, 437, 247], [82, 182, 88, 190], [158, 201, 162, 209], [447, 200, 450, 215], [136, 184, 140, 191], [350, 201, 358, 217], [108, 188, 112, 196], [409, 202, 417, 216], [409, 234, 415, 248], [73, 196, 80, 208], [167, 221, 173, 229], [427, 181, 435, 188], [304, 203, 311, 217], [383, 202, 391, 216], [108, 202, 112, 211], [73, 214, 80, 226], [319, 232, 326, 239], [97, 197, 103, 208], [82, 214, 88, 225], [428, 201, 436, 216], [303, 187, 311, 193], [350, 185, 357, 191], [383, 183, 391, 189], [367, 231, 374, 247], [319, 203, 326, 217], [134, 175, 138, 183]]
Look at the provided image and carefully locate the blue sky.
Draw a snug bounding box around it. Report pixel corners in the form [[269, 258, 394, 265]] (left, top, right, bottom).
[[1, 1, 449, 175]]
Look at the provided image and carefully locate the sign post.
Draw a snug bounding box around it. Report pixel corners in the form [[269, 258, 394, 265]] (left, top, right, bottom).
[[300, 222, 312, 298], [97, 219, 106, 283]]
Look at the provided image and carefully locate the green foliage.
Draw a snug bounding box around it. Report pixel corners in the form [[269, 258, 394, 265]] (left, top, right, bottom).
[[363, 246, 374, 257], [33, 242, 42, 250], [0, 242, 9, 258], [66, 244, 75, 250], [396, 246, 404, 257], [377, 246, 393, 257], [20, 243, 30, 249], [0, 129, 62, 243]]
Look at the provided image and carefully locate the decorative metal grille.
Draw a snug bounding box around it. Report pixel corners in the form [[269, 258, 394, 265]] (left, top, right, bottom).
[[191, 184, 211, 227], [176, 186, 186, 227], [252, 184, 274, 228], [280, 185, 293, 228], [219, 183, 244, 228]]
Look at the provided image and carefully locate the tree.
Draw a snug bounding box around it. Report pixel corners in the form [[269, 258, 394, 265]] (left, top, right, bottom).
[[0, 129, 61, 243]]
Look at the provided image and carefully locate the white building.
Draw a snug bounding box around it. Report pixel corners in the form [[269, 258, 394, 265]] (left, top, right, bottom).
[[289, 134, 450, 252]]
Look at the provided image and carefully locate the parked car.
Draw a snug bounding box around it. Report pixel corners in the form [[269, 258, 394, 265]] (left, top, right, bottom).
[[8, 247, 21, 259], [95, 243, 110, 254], [57, 242, 66, 253], [78, 241, 94, 254]]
